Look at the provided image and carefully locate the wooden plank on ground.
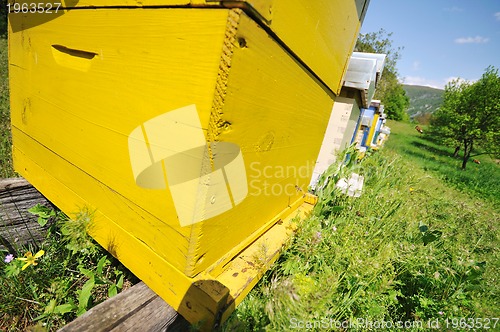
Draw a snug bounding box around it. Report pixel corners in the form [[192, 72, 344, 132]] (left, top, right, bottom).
[[58, 281, 190, 332], [0, 178, 53, 252]]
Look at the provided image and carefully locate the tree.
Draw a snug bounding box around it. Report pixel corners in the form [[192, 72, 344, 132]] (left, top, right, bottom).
[[383, 84, 410, 121], [430, 66, 500, 169], [355, 28, 402, 74], [355, 29, 410, 120]]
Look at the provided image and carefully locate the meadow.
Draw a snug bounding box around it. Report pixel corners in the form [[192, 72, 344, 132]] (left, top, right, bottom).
[[223, 121, 499, 331], [387, 121, 499, 204], [1, 32, 499, 331]]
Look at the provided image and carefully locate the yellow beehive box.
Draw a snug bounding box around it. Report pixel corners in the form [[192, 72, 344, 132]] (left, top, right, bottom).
[[218, 0, 369, 94], [9, 0, 368, 94], [8, 6, 342, 328]]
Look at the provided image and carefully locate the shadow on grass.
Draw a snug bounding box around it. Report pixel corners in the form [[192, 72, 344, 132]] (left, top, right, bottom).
[[393, 137, 458, 166], [419, 132, 444, 145], [398, 147, 461, 170], [386, 121, 499, 203], [398, 146, 499, 202], [412, 140, 457, 159]]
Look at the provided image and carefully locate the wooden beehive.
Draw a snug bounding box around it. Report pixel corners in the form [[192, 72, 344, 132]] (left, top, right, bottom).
[[9, 1, 367, 328], [310, 51, 386, 186], [310, 96, 362, 187], [365, 100, 383, 148]]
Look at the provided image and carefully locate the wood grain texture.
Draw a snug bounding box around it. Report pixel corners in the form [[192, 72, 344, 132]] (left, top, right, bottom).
[[9, 6, 333, 276], [58, 282, 190, 332], [0, 178, 53, 252]]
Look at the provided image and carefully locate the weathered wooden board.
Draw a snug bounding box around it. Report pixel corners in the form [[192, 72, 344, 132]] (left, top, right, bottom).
[[0, 178, 53, 252], [58, 282, 190, 332]]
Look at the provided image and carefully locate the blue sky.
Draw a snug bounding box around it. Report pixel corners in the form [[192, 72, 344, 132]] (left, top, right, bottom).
[[360, 1, 500, 89]]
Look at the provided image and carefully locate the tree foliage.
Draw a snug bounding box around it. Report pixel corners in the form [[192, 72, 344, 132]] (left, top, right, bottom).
[[355, 29, 409, 121], [383, 84, 410, 121], [430, 66, 500, 169]]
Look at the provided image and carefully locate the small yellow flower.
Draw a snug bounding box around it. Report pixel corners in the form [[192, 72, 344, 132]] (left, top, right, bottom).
[[409, 187, 414, 193], [17, 250, 44, 270]]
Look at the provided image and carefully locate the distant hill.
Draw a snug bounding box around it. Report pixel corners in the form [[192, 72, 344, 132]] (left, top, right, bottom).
[[403, 85, 444, 123]]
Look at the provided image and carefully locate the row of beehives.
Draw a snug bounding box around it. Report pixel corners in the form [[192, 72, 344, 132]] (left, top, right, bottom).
[[310, 51, 391, 188]]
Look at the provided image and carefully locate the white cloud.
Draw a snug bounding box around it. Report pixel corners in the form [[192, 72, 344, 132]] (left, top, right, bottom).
[[401, 76, 479, 90], [445, 77, 477, 85], [495, 12, 500, 21], [412, 61, 421, 71], [402, 76, 445, 89], [454, 36, 489, 44]]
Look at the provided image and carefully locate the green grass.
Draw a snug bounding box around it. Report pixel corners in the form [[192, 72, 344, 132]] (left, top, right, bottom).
[[385, 120, 500, 204], [0, 37, 16, 178], [1, 206, 139, 331], [223, 122, 499, 331]]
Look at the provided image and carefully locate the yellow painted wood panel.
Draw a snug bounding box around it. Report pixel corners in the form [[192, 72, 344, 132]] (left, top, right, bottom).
[[9, 0, 194, 8], [187, 12, 335, 276], [367, 113, 380, 147], [10, 7, 333, 281], [12, 127, 192, 272], [10, 4, 358, 328], [12, 132, 196, 304], [13, 133, 317, 328], [217, 0, 369, 23], [9, 0, 366, 94], [269, 0, 363, 94], [9, 8, 228, 228]]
